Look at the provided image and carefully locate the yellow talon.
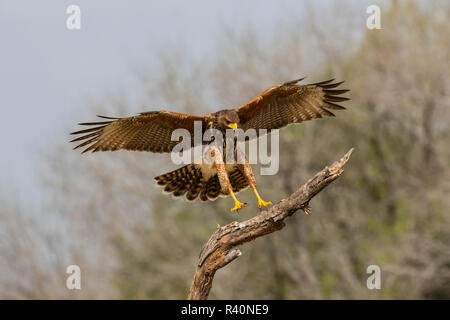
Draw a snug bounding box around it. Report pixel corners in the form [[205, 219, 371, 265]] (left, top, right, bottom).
[[253, 188, 272, 208], [230, 190, 246, 212], [231, 200, 247, 212], [257, 198, 272, 208]]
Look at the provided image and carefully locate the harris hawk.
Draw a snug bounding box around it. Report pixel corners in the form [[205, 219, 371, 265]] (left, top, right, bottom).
[[70, 78, 349, 212]]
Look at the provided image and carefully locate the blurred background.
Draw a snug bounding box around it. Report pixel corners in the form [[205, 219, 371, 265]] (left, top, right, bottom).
[[0, 0, 449, 299]]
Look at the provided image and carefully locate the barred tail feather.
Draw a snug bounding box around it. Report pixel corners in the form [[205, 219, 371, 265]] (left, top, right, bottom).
[[154, 164, 203, 201], [154, 165, 249, 202]]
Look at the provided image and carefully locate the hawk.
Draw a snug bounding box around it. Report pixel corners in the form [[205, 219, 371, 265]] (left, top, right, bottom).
[[70, 78, 349, 211]]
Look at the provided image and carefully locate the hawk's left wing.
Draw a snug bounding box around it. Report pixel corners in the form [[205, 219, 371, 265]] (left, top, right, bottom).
[[234, 78, 349, 133], [70, 110, 209, 154]]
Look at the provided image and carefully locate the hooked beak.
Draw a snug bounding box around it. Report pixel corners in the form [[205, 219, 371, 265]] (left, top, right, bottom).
[[227, 123, 238, 129]]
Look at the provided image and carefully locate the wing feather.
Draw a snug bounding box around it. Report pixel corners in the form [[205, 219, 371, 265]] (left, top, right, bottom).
[[235, 78, 349, 133], [70, 110, 210, 153]]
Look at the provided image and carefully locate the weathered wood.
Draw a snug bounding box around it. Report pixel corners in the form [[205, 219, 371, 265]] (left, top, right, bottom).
[[187, 148, 354, 300]]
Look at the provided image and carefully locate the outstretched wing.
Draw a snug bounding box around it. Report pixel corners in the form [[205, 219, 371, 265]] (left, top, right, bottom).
[[235, 78, 349, 133], [70, 110, 208, 153]]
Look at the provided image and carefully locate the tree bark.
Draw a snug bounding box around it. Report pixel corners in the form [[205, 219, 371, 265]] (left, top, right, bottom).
[[187, 148, 354, 300]]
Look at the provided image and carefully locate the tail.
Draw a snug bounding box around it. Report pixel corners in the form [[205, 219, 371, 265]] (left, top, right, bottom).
[[154, 164, 249, 202]]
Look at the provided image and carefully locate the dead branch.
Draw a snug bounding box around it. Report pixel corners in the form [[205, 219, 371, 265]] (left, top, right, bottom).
[[187, 148, 354, 300]]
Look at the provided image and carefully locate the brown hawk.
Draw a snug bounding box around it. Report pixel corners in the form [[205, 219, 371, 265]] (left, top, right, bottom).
[[70, 77, 349, 211]]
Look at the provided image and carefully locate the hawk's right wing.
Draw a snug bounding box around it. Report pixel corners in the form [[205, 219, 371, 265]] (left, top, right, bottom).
[[234, 78, 349, 135]]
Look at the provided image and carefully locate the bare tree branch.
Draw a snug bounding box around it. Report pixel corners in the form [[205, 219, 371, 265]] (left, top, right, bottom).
[[187, 148, 354, 300]]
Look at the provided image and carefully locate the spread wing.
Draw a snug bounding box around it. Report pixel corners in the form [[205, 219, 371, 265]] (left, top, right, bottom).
[[70, 110, 209, 153], [235, 78, 349, 133]]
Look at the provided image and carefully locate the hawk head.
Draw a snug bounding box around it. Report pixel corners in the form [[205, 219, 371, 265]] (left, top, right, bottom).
[[214, 109, 240, 130]]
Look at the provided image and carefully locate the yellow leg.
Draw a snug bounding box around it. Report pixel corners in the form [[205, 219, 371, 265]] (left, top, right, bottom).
[[252, 188, 272, 208], [209, 146, 246, 213], [230, 190, 246, 212]]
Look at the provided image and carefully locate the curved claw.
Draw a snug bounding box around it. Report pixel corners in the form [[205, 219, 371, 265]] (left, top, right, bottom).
[[231, 200, 247, 212], [252, 188, 272, 209], [258, 199, 272, 208]]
